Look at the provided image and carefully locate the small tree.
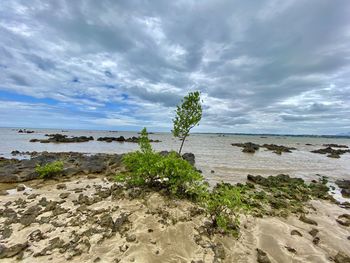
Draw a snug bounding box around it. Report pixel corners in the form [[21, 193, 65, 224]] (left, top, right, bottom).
[[172, 91, 202, 155]]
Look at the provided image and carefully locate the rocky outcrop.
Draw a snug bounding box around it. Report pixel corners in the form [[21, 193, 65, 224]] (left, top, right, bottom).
[[18, 129, 34, 133], [311, 147, 350, 158], [0, 152, 123, 183], [97, 136, 160, 143], [30, 134, 94, 143], [323, 144, 348, 148], [231, 142, 296, 154], [232, 142, 260, 153], [335, 180, 350, 198]]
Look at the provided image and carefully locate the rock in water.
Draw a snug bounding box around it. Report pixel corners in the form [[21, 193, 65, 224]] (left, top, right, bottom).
[[182, 153, 195, 165]]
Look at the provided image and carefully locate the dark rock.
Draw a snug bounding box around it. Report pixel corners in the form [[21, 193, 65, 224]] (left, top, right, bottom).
[[56, 183, 67, 190], [212, 243, 225, 260], [291, 230, 302, 236], [256, 248, 271, 263], [285, 246, 297, 254], [0, 242, 29, 259], [312, 237, 320, 245], [299, 214, 317, 225], [323, 144, 348, 148], [335, 180, 350, 198], [262, 144, 296, 154], [59, 192, 70, 199], [126, 234, 137, 242], [311, 147, 350, 158], [309, 228, 319, 237], [100, 214, 114, 229], [27, 193, 40, 199], [182, 153, 195, 165], [97, 136, 160, 143], [30, 134, 94, 143], [20, 205, 42, 226], [336, 214, 350, 226], [232, 142, 260, 154], [0, 190, 8, 196], [335, 251, 350, 263], [1, 226, 13, 239], [28, 229, 45, 242], [16, 184, 25, 191]]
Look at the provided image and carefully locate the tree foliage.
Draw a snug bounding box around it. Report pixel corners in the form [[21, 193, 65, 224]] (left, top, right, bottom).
[[172, 91, 202, 154]]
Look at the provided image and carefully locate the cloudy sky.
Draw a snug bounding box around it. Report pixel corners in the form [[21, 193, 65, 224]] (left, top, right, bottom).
[[0, 0, 349, 134]]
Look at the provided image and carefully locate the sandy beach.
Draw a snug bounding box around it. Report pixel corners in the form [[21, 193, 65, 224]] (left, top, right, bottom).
[[1, 167, 350, 262]]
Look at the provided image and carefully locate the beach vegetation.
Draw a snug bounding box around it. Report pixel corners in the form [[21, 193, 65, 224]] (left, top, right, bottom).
[[202, 183, 247, 237], [172, 91, 202, 155], [35, 161, 64, 179], [116, 127, 207, 198]]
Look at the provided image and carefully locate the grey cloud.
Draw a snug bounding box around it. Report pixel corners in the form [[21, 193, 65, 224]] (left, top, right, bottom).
[[0, 0, 349, 134]]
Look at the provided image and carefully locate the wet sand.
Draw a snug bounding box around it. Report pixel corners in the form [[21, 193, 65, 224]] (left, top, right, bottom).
[[1, 175, 349, 262]]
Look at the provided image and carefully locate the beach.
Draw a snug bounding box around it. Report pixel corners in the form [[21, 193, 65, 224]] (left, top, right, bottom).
[[0, 128, 350, 262]]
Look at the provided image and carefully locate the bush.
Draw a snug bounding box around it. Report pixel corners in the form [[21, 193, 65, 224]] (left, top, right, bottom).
[[116, 127, 246, 236], [116, 128, 207, 199], [35, 161, 64, 179], [203, 183, 248, 237]]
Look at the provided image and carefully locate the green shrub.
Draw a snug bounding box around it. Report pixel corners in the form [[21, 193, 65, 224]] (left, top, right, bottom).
[[203, 183, 248, 237], [116, 127, 248, 236], [116, 128, 207, 199], [35, 161, 64, 179]]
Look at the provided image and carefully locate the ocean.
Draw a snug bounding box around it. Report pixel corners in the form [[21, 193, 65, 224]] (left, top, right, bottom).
[[1, 127, 350, 187]]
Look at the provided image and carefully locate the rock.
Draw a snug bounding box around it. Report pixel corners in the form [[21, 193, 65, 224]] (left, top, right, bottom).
[[336, 214, 350, 226], [299, 214, 317, 225], [285, 246, 296, 254], [311, 147, 350, 158], [335, 251, 350, 263], [56, 183, 67, 190], [59, 192, 70, 199], [323, 144, 348, 148], [256, 248, 271, 263], [97, 136, 160, 143], [291, 230, 303, 236], [0, 190, 8, 196], [309, 228, 319, 237], [28, 229, 45, 242], [30, 134, 94, 143], [1, 226, 13, 239], [0, 242, 29, 259], [20, 205, 42, 226], [27, 193, 40, 199], [232, 142, 260, 153], [312, 237, 320, 245], [182, 153, 195, 165], [16, 184, 25, 191], [126, 234, 136, 242], [113, 213, 129, 233], [212, 243, 225, 260], [336, 180, 350, 198], [100, 214, 114, 229]]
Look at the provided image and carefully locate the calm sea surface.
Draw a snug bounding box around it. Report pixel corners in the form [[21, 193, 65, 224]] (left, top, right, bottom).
[[1, 128, 350, 187]]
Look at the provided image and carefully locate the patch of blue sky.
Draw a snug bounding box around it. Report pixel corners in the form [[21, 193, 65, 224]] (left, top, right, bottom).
[[0, 89, 58, 105]]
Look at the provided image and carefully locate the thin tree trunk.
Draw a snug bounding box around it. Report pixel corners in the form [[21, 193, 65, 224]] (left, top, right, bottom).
[[178, 136, 186, 155]]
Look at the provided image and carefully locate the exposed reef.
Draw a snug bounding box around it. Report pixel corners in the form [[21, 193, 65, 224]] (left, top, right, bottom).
[[30, 134, 94, 143], [231, 142, 296, 154]]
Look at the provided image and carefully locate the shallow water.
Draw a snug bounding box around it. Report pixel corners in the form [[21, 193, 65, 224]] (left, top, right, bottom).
[[1, 128, 350, 185]]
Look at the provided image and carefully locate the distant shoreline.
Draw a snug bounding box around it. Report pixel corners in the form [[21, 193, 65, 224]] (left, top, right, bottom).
[[1, 127, 350, 139]]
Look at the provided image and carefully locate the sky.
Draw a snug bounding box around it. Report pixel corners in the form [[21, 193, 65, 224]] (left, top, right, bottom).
[[0, 0, 350, 135]]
